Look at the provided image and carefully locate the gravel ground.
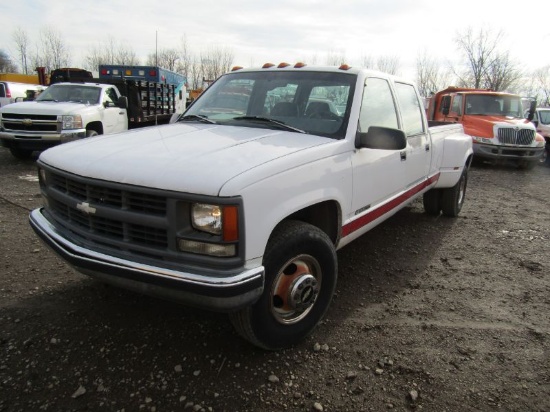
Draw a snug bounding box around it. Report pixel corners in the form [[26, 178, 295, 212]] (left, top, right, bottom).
[[1, 146, 549, 412]]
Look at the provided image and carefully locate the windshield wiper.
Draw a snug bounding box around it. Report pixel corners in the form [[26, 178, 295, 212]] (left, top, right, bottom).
[[37, 99, 58, 102], [232, 116, 306, 134], [178, 114, 216, 124]]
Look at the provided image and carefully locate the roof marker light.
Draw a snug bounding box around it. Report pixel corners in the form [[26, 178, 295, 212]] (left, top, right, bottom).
[[231, 66, 243, 71], [277, 62, 290, 68], [339, 64, 352, 71], [294, 62, 307, 68], [262, 63, 275, 69]]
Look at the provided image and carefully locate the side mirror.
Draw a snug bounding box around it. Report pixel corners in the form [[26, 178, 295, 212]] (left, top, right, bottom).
[[116, 96, 128, 109], [527, 100, 536, 121], [356, 126, 407, 150], [441, 95, 451, 116]]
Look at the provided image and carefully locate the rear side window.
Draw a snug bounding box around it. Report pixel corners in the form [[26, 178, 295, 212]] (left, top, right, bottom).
[[394, 82, 424, 136], [358, 77, 398, 132], [0, 83, 6, 98]]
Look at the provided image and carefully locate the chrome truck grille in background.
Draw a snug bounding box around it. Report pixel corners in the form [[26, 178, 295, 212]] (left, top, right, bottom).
[[1, 113, 58, 133], [497, 127, 536, 145]]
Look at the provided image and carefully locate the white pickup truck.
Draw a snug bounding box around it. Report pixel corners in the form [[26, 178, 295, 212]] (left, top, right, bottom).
[[0, 79, 179, 159], [29, 64, 473, 349]]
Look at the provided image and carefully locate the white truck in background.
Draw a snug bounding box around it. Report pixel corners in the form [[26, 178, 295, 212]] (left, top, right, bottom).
[[29, 64, 473, 349], [0, 66, 186, 160]]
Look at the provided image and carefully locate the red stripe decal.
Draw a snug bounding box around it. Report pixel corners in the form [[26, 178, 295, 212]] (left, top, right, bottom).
[[341, 173, 440, 237]]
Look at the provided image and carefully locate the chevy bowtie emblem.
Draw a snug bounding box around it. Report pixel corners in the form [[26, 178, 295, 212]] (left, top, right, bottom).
[[22, 118, 33, 126], [76, 202, 96, 215]]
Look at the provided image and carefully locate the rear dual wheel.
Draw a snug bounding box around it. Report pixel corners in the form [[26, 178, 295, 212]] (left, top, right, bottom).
[[230, 220, 337, 350], [423, 168, 468, 217]]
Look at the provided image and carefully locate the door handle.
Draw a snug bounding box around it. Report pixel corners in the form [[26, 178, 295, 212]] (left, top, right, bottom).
[[400, 151, 407, 161], [425, 144, 430, 151]]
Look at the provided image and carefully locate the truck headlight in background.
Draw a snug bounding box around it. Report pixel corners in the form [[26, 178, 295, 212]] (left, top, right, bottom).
[[177, 203, 239, 257], [471, 136, 493, 144], [58, 114, 83, 130]]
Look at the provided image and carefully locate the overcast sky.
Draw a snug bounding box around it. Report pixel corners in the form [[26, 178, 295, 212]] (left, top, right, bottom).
[[2, 0, 550, 81]]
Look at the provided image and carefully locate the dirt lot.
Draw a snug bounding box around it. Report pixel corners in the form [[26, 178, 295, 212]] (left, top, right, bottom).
[[0, 146, 549, 412]]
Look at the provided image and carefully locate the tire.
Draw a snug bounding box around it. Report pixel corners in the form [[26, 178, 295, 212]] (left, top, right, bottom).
[[86, 130, 99, 137], [9, 147, 34, 160], [423, 189, 441, 216], [518, 160, 537, 170], [441, 169, 467, 217], [230, 220, 337, 350]]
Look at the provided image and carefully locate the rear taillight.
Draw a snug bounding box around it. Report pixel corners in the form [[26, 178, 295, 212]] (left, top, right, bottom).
[[6, 88, 11, 98]]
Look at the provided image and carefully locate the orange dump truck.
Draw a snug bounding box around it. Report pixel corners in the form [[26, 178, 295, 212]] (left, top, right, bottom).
[[427, 87, 545, 169]]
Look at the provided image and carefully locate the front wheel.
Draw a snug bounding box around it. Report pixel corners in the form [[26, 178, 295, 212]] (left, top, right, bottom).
[[230, 220, 337, 350], [441, 169, 467, 217]]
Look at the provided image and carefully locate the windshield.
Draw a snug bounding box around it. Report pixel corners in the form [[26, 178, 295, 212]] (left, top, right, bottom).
[[465, 94, 523, 117], [36, 84, 101, 104], [184, 70, 356, 139]]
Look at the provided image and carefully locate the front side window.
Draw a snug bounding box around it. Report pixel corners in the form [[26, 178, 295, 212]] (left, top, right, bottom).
[[394, 82, 424, 136], [451, 95, 463, 115], [358, 77, 398, 132], [103, 88, 119, 106]]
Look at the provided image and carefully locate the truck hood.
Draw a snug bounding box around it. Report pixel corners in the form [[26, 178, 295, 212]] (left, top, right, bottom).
[[39, 123, 334, 196], [462, 115, 535, 137], [0, 101, 96, 115]]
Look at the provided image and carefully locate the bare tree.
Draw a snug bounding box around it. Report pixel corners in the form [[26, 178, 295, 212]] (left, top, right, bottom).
[[416, 50, 453, 97], [359, 54, 400, 75], [360, 54, 376, 70], [12, 27, 30, 74], [483, 51, 522, 92], [31, 26, 70, 72], [147, 48, 180, 71], [188, 55, 202, 90], [175, 36, 191, 77], [325, 50, 346, 66], [84, 36, 139, 71], [0, 49, 17, 73], [534, 65, 550, 107], [376, 55, 400, 75], [453, 26, 520, 91], [200, 45, 234, 84]]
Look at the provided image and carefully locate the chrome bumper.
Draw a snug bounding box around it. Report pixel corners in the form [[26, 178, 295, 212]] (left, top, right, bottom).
[[29, 208, 264, 312]]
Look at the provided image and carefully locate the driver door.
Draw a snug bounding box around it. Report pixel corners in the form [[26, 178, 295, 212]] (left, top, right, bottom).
[[101, 87, 128, 134]]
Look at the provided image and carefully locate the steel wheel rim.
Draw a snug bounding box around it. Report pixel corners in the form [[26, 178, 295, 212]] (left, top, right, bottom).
[[270, 254, 322, 325]]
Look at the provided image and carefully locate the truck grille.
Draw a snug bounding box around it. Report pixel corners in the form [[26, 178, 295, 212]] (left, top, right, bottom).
[[1, 113, 58, 133], [497, 127, 535, 145], [45, 171, 170, 257]]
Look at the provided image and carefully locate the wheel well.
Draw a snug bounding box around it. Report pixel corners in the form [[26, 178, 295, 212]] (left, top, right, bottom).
[[285, 201, 341, 245], [86, 121, 103, 135]]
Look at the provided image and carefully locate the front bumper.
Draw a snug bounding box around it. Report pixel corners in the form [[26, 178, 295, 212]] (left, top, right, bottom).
[[0, 129, 86, 151], [473, 143, 544, 162], [29, 208, 264, 312]]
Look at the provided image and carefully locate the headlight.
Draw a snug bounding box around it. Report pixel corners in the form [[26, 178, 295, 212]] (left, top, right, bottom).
[[192, 203, 223, 235], [58, 114, 83, 130], [179, 203, 239, 257], [471, 136, 492, 144]]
